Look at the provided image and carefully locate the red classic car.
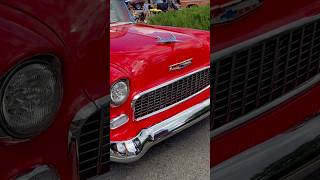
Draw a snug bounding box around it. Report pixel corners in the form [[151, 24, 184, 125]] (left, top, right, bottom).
[[110, 0, 210, 163], [0, 1, 108, 180], [211, 0, 320, 179]]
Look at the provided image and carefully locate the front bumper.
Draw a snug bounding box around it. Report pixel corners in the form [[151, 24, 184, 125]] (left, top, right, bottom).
[[211, 114, 320, 180], [110, 98, 210, 163]]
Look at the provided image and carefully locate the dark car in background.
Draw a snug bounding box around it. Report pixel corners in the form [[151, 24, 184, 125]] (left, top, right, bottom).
[[126, 0, 145, 10]]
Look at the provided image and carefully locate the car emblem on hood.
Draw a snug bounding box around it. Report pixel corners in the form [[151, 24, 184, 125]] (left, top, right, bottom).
[[169, 58, 192, 71], [157, 33, 182, 44], [212, 0, 262, 25]]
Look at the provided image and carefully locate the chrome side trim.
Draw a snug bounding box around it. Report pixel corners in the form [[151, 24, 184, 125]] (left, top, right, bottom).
[[111, 98, 210, 163], [132, 66, 210, 121], [211, 115, 320, 180], [211, 14, 320, 138]]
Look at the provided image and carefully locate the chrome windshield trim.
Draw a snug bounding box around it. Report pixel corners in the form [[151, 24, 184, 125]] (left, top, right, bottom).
[[132, 66, 210, 121], [110, 22, 133, 27]]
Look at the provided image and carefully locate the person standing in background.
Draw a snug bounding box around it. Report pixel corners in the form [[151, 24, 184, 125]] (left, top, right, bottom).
[[143, 0, 151, 23]]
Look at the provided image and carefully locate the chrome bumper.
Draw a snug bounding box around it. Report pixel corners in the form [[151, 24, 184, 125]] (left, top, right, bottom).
[[110, 98, 210, 163], [211, 114, 320, 180]]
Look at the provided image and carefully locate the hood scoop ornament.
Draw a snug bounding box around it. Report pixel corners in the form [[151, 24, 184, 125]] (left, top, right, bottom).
[[212, 0, 262, 25], [156, 33, 182, 44]]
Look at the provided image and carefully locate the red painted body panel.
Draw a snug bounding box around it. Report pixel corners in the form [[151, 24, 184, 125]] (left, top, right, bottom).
[[212, 0, 320, 52], [110, 23, 210, 141], [211, 83, 320, 166], [0, 1, 107, 179], [211, 0, 320, 167]]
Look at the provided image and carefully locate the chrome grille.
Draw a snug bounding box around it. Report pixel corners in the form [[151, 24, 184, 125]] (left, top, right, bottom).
[[211, 19, 320, 130], [78, 106, 109, 179], [134, 68, 210, 120]]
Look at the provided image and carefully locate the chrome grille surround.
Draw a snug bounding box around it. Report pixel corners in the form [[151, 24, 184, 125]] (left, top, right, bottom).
[[132, 66, 210, 121], [211, 15, 320, 131]]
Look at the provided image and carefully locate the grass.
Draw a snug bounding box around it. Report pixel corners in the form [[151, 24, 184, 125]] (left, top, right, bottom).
[[148, 6, 210, 31]]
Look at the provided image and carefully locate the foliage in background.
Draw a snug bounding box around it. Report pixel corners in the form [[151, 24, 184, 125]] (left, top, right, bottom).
[[148, 6, 210, 31]]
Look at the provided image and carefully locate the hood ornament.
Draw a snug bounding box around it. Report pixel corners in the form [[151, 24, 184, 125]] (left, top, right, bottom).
[[169, 58, 192, 71], [157, 33, 182, 44], [212, 0, 262, 25]]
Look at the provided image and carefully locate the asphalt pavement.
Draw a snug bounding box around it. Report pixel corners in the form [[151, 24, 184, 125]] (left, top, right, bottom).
[[110, 117, 210, 180]]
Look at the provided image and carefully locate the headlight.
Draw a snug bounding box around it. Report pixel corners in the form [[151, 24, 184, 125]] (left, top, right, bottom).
[[110, 80, 129, 106], [0, 58, 62, 138]]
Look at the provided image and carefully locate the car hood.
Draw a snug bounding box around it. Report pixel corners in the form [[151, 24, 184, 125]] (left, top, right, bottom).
[[110, 23, 209, 93], [110, 23, 203, 54]]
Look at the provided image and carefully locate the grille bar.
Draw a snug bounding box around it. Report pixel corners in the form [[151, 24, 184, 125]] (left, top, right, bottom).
[[78, 105, 110, 180], [211, 18, 320, 130], [133, 67, 210, 120]]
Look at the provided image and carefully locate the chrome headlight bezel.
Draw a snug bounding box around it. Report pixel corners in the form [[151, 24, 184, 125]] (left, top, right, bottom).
[[110, 79, 130, 107], [0, 56, 63, 139]]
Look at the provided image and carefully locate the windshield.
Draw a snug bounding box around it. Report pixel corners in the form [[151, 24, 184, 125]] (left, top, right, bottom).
[[110, 0, 132, 24]]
